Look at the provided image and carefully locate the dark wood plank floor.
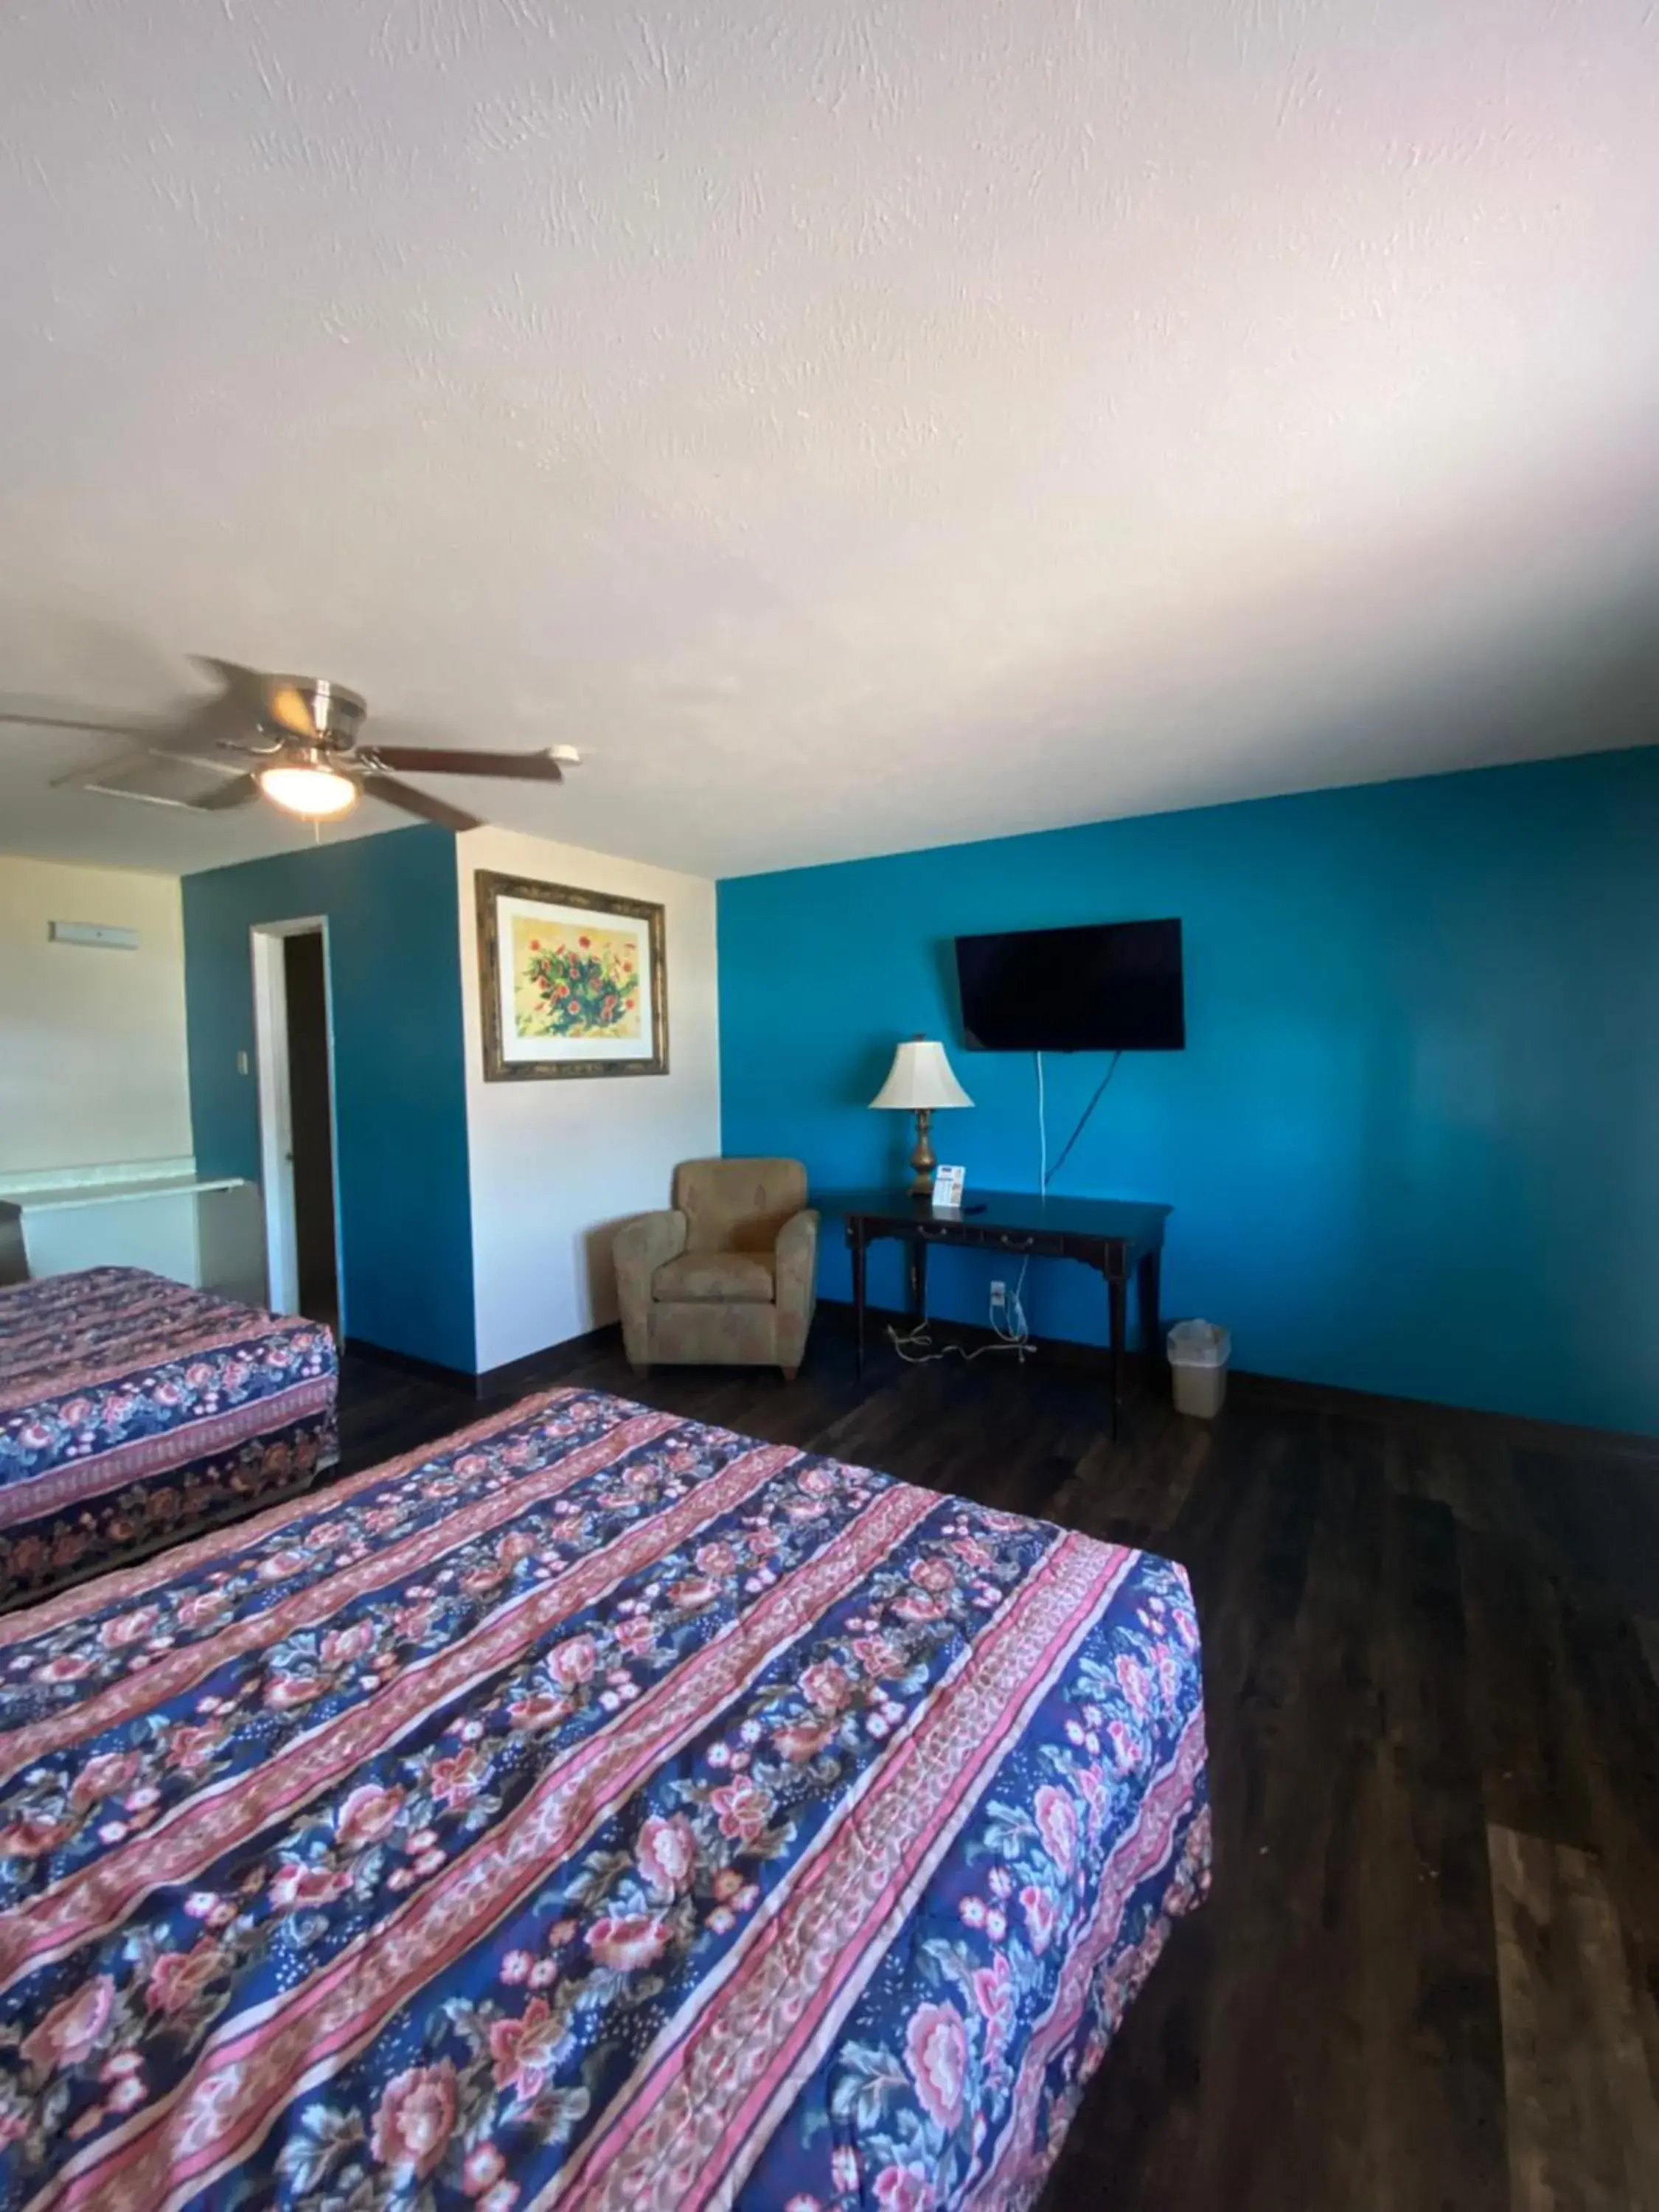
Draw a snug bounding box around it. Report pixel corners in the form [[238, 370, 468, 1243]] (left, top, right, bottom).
[[336, 1318, 1659, 2212]]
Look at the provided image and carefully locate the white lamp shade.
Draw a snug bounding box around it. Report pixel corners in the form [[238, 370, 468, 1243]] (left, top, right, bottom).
[[869, 1038, 974, 1110]]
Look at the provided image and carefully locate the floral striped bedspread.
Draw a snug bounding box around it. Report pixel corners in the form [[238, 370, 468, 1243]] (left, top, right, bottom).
[[0, 1386, 1208, 2211], [0, 1267, 338, 1604]]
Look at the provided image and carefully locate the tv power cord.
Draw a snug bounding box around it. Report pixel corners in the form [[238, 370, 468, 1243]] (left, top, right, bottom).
[[1036, 1049, 1124, 1194]]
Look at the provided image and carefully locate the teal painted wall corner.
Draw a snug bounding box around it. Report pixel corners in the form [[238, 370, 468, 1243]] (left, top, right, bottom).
[[181, 826, 476, 1371]]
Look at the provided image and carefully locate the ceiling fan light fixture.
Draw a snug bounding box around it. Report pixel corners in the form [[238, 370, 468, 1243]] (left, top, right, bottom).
[[257, 762, 359, 819]]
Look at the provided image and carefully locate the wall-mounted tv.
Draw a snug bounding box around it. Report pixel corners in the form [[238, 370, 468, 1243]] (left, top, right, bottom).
[[955, 919, 1185, 1051]]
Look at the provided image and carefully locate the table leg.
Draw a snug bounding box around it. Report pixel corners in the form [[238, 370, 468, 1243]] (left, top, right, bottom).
[[851, 1226, 868, 1377], [1107, 1271, 1127, 1441], [1138, 1247, 1163, 1371], [909, 1232, 928, 1321]]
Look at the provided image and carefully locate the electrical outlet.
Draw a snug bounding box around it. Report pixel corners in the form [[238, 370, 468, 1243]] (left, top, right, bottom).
[[990, 1280, 1007, 1313]]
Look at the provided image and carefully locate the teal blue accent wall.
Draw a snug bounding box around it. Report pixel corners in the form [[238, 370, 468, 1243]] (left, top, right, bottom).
[[718, 749, 1659, 1434], [182, 826, 475, 1371]]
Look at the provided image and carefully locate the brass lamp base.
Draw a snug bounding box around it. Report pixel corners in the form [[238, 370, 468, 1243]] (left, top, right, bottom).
[[908, 1106, 936, 1196]]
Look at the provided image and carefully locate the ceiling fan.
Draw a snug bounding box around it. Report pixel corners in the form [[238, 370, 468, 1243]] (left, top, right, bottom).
[[0, 656, 572, 829]]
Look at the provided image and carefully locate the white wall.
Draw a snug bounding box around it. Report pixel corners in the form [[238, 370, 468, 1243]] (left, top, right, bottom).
[[456, 827, 720, 1371], [0, 855, 193, 1175]]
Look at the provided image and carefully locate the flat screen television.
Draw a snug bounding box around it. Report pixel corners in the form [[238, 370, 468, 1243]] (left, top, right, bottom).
[[955, 918, 1185, 1051]]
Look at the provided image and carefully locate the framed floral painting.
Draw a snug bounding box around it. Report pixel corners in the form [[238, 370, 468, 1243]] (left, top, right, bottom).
[[476, 870, 668, 1080]]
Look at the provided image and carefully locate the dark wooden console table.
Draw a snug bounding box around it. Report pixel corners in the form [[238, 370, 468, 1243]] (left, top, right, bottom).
[[831, 1189, 1172, 1440]]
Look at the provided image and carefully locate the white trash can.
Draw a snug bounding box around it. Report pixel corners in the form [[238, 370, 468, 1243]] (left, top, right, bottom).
[[1167, 1320, 1230, 1419]]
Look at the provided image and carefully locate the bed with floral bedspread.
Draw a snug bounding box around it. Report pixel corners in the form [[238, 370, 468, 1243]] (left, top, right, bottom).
[[0, 1385, 1207, 2211], [0, 1267, 338, 1608]]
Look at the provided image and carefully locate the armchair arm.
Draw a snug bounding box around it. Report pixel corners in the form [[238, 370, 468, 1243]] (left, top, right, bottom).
[[613, 1210, 687, 1364], [773, 1207, 821, 1367]]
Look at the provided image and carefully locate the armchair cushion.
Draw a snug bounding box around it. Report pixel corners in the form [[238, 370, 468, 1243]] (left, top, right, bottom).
[[675, 1158, 808, 1253], [653, 1251, 776, 1304]]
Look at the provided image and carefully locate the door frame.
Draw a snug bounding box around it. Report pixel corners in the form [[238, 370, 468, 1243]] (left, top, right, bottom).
[[249, 917, 347, 1329]]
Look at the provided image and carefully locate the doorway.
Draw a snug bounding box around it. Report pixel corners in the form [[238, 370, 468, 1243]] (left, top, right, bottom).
[[250, 918, 344, 1332]]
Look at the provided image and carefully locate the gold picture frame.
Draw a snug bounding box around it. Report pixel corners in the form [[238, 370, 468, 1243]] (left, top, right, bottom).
[[476, 869, 669, 1081]]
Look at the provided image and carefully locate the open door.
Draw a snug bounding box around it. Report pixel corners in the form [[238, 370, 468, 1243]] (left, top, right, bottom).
[[251, 919, 344, 1331]]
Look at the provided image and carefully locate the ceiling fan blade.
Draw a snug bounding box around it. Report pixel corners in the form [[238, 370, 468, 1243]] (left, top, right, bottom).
[[369, 746, 563, 782], [190, 655, 318, 739], [0, 712, 147, 738], [191, 654, 274, 703], [193, 773, 262, 811], [361, 773, 481, 832], [268, 685, 322, 737]]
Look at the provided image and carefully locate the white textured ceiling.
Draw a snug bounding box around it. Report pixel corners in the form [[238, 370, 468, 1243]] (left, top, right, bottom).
[[2, 0, 1658, 880]]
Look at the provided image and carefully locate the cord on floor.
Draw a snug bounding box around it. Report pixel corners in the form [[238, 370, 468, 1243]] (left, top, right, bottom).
[[886, 1321, 1037, 1366]]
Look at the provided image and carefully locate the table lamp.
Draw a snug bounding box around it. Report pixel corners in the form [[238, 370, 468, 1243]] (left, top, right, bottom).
[[870, 1034, 974, 1195]]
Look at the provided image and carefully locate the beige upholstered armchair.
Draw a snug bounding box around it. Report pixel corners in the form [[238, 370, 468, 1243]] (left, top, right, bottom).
[[614, 1158, 820, 1380]]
